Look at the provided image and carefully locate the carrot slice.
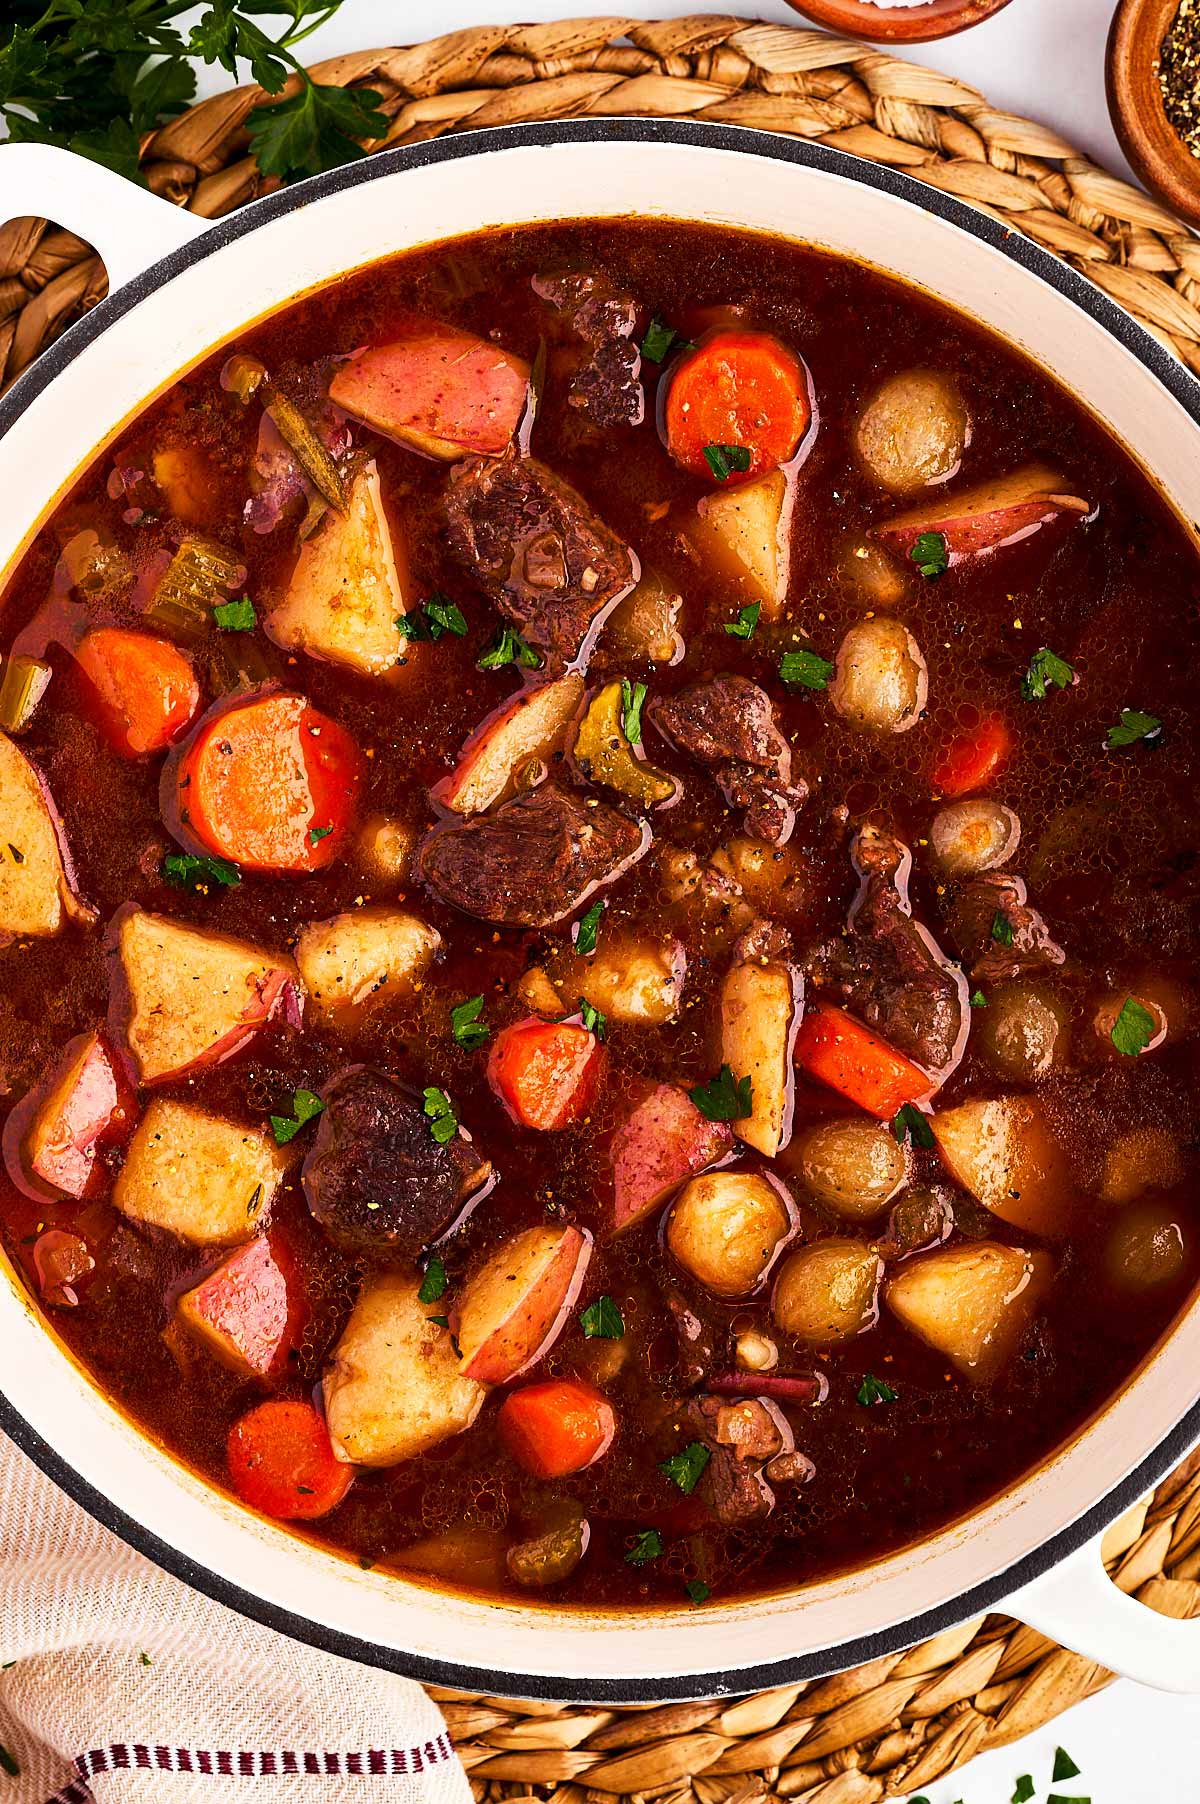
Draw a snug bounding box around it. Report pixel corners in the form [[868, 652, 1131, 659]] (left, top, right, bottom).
[[664, 329, 811, 484], [226, 1398, 353, 1521], [794, 1003, 930, 1119], [177, 692, 363, 872], [488, 1017, 605, 1130], [75, 627, 200, 758], [932, 717, 1012, 798], [497, 1378, 616, 1479]]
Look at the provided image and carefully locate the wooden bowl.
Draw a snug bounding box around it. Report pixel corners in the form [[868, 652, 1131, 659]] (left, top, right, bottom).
[[1108, 0, 1200, 229], [785, 0, 1014, 40]]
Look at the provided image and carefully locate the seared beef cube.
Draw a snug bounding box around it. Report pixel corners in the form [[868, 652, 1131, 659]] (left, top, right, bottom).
[[302, 1066, 489, 1257], [649, 675, 806, 844], [961, 872, 1067, 983], [444, 451, 635, 670], [533, 271, 644, 428], [418, 784, 650, 928], [681, 1393, 792, 1526]]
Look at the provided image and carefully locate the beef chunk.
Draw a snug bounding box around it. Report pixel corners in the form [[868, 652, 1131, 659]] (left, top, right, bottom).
[[962, 873, 1067, 982], [418, 784, 649, 928], [660, 1281, 715, 1390], [681, 1393, 793, 1526], [733, 917, 794, 965], [533, 271, 644, 428], [444, 451, 635, 671], [649, 676, 806, 844], [811, 823, 968, 1079], [302, 1066, 489, 1257]]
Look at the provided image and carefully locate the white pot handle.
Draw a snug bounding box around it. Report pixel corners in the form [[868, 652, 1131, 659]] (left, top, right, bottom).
[[1006, 1529, 1200, 1694], [0, 143, 208, 291]]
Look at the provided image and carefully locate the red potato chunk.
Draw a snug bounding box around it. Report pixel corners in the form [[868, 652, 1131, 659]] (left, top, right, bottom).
[[0, 732, 92, 938], [930, 1095, 1078, 1235], [667, 1170, 794, 1298], [177, 1232, 307, 1378], [488, 1018, 604, 1130], [118, 908, 299, 1085], [436, 673, 584, 815], [328, 320, 530, 461], [113, 1098, 289, 1246], [853, 368, 970, 495], [688, 469, 794, 618], [721, 957, 801, 1157], [885, 1241, 1054, 1382], [266, 461, 416, 679], [772, 1239, 883, 1343], [451, 1223, 593, 1384], [609, 1081, 734, 1236], [23, 1030, 136, 1201], [875, 463, 1091, 567], [294, 907, 439, 1027]]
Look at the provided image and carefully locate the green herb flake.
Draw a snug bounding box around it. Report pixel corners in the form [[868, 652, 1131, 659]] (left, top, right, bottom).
[[640, 316, 679, 363], [213, 595, 257, 632], [139, 1650, 153, 1667], [1012, 1776, 1035, 1804], [1110, 995, 1157, 1058], [892, 1103, 934, 1149], [308, 823, 333, 846], [162, 851, 241, 892], [1021, 645, 1074, 701], [970, 989, 988, 1008], [689, 1063, 753, 1122], [703, 443, 752, 483], [991, 909, 1015, 947], [724, 602, 761, 641], [450, 994, 489, 1051], [1053, 1749, 1082, 1783], [418, 1256, 448, 1305], [625, 1528, 664, 1567], [423, 1086, 459, 1145], [661, 1442, 711, 1494], [580, 1294, 624, 1339], [1046, 1796, 1090, 1804], [579, 998, 607, 1040], [477, 627, 542, 671], [857, 1373, 898, 1407], [424, 592, 468, 638], [427, 1314, 450, 1329], [620, 677, 648, 746], [270, 1087, 324, 1145], [779, 648, 835, 691], [1107, 708, 1162, 749], [573, 899, 605, 957], [685, 1578, 712, 1605], [910, 530, 949, 579], [0, 1745, 18, 1778]]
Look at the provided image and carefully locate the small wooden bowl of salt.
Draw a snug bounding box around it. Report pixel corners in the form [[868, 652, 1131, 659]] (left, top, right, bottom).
[[1109, 0, 1200, 229], [785, 0, 1013, 39]]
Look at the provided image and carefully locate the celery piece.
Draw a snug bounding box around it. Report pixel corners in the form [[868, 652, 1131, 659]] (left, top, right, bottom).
[[0, 656, 52, 733]]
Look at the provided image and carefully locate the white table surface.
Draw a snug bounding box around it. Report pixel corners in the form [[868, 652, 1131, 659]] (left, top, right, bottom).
[[203, 3, 1194, 1797]]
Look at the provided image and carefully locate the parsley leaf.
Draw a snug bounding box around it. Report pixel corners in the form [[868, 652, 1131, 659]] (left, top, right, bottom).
[[910, 530, 949, 578], [1053, 1750, 1082, 1783], [1110, 995, 1157, 1057], [620, 677, 647, 746], [689, 1064, 753, 1122], [580, 1295, 624, 1339], [418, 1256, 448, 1305], [1046, 1796, 1090, 1804], [857, 1373, 898, 1407], [1011, 1779, 1035, 1804], [991, 909, 1015, 947], [400, 593, 467, 640], [970, 989, 987, 1008], [478, 627, 542, 671], [162, 851, 240, 892], [423, 1086, 458, 1144], [703, 444, 752, 482], [450, 994, 489, 1050], [724, 602, 761, 640], [270, 1087, 324, 1145], [892, 1103, 934, 1149], [780, 648, 835, 691], [1107, 707, 1162, 748], [246, 80, 389, 182], [213, 595, 257, 632], [685, 1578, 712, 1605], [573, 900, 605, 956], [1021, 645, 1074, 701], [308, 823, 333, 846], [579, 998, 607, 1040], [625, 1528, 664, 1566], [640, 316, 679, 363], [661, 1442, 710, 1494]]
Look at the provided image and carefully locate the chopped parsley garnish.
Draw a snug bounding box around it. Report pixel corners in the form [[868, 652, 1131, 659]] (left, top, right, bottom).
[[703, 443, 752, 483], [450, 994, 489, 1050], [689, 1064, 753, 1122], [779, 648, 834, 691], [428, 1314, 450, 1329], [213, 595, 257, 632], [1011, 1780, 1034, 1804], [579, 998, 607, 1040], [270, 1087, 324, 1144], [0, 1745, 19, 1778], [910, 530, 949, 578], [857, 1373, 898, 1407], [477, 627, 541, 671], [580, 1294, 624, 1339], [399, 592, 468, 640], [970, 989, 987, 1008], [685, 1578, 712, 1605], [418, 1256, 448, 1304], [1110, 995, 1157, 1057], [661, 1442, 710, 1494], [1021, 645, 1074, 701], [991, 909, 1015, 947], [307, 823, 333, 846], [423, 1086, 458, 1144], [892, 1103, 934, 1149], [162, 851, 240, 892], [1047, 1797, 1090, 1804], [1053, 1749, 1082, 1783], [139, 1651, 152, 1667], [640, 315, 680, 363], [620, 677, 647, 746], [724, 602, 761, 640], [573, 899, 605, 956], [1107, 707, 1162, 748], [625, 1528, 664, 1567]]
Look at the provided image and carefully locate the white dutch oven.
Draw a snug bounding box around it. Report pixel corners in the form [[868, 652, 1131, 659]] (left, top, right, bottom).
[[1, 121, 1199, 1704]]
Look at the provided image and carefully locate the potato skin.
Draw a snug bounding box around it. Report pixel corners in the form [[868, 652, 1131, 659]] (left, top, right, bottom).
[[829, 617, 927, 734], [854, 369, 969, 495], [772, 1239, 883, 1342], [795, 1117, 908, 1220], [667, 1171, 793, 1298]]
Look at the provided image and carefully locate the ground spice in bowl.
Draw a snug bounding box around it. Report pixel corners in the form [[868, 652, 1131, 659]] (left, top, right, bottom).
[[1160, 0, 1200, 152]]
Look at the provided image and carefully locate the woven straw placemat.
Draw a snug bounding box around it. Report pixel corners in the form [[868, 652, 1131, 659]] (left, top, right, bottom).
[[3, 14, 1200, 1797]]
